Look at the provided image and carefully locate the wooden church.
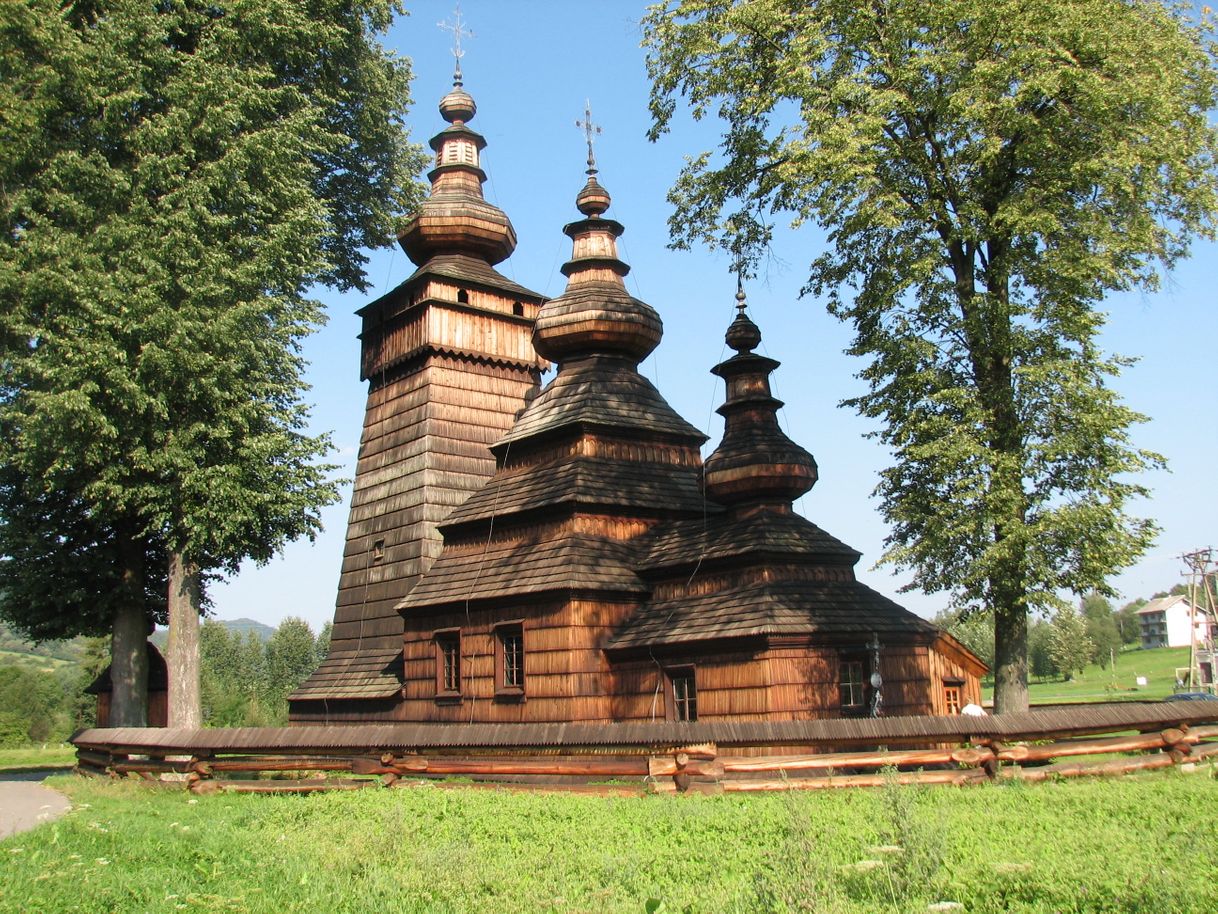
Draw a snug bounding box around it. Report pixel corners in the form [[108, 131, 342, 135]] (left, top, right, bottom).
[[289, 73, 985, 726]]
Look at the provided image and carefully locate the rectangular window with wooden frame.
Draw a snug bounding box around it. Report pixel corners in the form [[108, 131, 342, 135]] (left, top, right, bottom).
[[839, 655, 867, 715], [434, 628, 462, 703], [493, 621, 525, 701], [666, 667, 698, 722], [943, 681, 963, 715]]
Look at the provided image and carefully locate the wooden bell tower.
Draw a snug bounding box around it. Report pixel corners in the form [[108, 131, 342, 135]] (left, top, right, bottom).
[[289, 70, 546, 722]]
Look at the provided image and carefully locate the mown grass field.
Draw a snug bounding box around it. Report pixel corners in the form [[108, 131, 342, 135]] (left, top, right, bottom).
[[0, 744, 76, 772], [2, 769, 1215, 914], [985, 645, 1195, 704]]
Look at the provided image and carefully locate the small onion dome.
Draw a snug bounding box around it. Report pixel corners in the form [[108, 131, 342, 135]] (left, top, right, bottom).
[[576, 175, 612, 217], [703, 290, 818, 508], [533, 286, 663, 363], [725, 310, 762, 353], [439, 84, 476, 124], [533, 176, 662, 363]]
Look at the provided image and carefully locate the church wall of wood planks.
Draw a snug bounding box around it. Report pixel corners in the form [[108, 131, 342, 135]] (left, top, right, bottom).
[[289, 72, 985, 728]]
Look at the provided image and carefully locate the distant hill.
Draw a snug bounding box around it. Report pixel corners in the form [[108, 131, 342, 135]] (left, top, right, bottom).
[[150, 617, 277, 648], [0, 619, 86, 664], [215, 618, 277, 641]]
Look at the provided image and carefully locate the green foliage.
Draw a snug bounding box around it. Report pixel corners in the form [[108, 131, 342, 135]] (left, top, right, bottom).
[[643, 0, 1217, 711], [1081, 592, 1123, 669], [1048, 606, 1095, 681], [0, 663, 70, 744], [199, 616, 327, 726], [933, 607, 995, 671], [0, 1, 426, 712], [1027, 617, 1057, 681], [1115, 598, 1147, 645], [3, 774, 1217, 913]]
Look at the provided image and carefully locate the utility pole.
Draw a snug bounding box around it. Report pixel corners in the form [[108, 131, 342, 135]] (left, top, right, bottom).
[[1181, 549, 1217, 692]]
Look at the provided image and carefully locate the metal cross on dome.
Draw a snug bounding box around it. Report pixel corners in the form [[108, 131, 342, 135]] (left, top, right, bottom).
[[438, 4, 474, 84], [576, 100, 603, 175]]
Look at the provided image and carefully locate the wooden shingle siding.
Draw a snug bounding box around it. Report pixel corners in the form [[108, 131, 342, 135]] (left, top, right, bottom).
[[291, 283, 544, 708]]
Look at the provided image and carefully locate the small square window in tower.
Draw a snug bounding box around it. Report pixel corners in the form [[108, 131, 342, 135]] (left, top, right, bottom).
[[434, 629, 461, 703], [667, 667, 698, 722], [494, 621, 525, 701]]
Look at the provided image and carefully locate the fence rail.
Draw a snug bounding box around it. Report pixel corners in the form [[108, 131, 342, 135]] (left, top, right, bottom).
[[71, 702, 1218, 794]]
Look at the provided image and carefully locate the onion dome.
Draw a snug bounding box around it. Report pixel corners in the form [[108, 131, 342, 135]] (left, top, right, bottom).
[[398, 73, 516, 267], [703, 283, 818, 509], [532, 170, 663, 364]]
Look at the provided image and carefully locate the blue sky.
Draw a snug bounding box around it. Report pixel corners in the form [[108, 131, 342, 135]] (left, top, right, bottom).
[[210, 1, 1217, 632]]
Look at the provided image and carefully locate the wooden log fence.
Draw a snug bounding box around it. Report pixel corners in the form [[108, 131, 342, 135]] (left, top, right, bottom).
[[71, 702, 1218, 795]]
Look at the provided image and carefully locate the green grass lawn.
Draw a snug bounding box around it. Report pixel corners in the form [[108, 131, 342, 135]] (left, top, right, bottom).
[[2, 769, 1215, 913], [984, 645, 1196, 704], [0, 743, 76, 771]]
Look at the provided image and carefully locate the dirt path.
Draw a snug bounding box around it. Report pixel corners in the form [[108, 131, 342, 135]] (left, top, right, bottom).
[[0, 779, 72, 840]]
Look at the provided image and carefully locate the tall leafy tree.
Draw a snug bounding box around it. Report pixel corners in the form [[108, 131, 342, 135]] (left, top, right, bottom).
[[1048, 606, 1093, 681], [644, 0, 1218, 711], [0, 1, 426, 725], [1080, 591, 1122, 669]]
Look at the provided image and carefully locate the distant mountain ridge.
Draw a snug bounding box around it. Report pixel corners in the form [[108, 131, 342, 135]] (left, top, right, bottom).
[[149, 617, 276, 648]]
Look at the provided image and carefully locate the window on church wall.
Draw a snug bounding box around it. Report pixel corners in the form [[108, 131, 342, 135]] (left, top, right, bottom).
[[666, 667, 697, 722], [839, 655, 868, 715], [434, 629, 461, 702], [493, 621, 525, 701]]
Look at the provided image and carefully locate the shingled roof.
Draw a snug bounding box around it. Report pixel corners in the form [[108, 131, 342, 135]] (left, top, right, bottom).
[[290, 647, 405, 701], [400, 535, 645, 612], [640, 510, 859, 574], [607, 579, 941, 652], [494, 355, 707, 453], [440, 456, 708, 532], [392, 253, 540, 302]]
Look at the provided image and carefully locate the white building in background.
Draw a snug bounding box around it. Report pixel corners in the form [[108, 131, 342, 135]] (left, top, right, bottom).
[[1136, 595, 1213, 649]]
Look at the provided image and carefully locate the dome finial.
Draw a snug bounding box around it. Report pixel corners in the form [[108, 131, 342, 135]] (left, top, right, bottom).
[[725, 277, 762, 354], [438, 4, 473, 87]]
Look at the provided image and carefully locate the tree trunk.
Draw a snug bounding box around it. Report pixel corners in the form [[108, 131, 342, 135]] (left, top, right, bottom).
[[110, 602, 149, 728], [993, 598, 1029, 713], [109, 527, 149, 727], [167, 550, 202, 729]]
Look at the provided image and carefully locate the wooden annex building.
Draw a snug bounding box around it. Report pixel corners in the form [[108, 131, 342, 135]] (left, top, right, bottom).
[[288, 74, 985, 727]]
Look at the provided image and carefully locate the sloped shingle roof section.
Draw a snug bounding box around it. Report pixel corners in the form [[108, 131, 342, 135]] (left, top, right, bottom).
[[607, 580, 940, 651], [494, 355, 707, 452], [641, 510, 860, 573], [289, 647, 404, 701], [441, 456, 708, 531], [398, 253, 541, 301], [399, 535, 645, 612]]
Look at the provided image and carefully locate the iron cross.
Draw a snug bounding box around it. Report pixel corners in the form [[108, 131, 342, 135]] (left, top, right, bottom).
[[575, 100, 603, 174], [438, 5, 473, 79]]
